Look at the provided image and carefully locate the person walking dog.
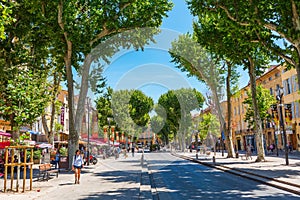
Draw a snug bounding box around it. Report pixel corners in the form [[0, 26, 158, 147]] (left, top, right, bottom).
[[72, 149, 84, 184]]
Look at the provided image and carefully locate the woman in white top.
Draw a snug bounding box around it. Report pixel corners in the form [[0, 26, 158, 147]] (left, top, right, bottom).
[[72, 149, 84, 184]]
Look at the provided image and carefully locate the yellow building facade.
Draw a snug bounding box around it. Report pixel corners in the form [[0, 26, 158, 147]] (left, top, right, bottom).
[[231, 65, 300, 152]]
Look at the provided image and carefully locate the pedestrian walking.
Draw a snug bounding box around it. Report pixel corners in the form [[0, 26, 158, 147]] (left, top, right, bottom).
[[72, 149, 84, 184], [246, 144, 252, 160], [123, 148, 128, 159], [288, 142, 293, 152], [114, 147, 119, 159]]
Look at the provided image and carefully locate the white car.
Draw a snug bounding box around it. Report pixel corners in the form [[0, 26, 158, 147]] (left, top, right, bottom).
[[143, 147, 150, 153]]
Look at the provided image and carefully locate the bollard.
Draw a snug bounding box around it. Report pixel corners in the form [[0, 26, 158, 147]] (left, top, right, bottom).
[[196, 153, 198, 159], [235, 152, 239, 158], [213, 156, 216, 164], [141, 154, 144, 166]]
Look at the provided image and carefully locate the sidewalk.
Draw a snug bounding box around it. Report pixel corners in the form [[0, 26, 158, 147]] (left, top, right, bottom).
[[0, 154, 146, 200], [176, 150, 300, 189]]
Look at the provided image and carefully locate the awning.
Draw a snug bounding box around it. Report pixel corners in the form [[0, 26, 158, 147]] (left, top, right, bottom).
[[54, 140, 68, 144], [112, 142, 120, 147], [0, 131, 11, 137], [28, 130, 41, 135], [82, 138, 107, 146], [36, 143, 52, 148], [0, 141, 10, 149], [79, 140, 87, 145], [23, 140, 36, 145]]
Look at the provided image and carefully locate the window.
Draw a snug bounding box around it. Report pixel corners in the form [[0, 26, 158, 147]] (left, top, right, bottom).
[[269, 76, 272, 81], [275, 72, 280, 78], [292, 75, 298, 92], [291, 102, 295, 119], [296, 102, 300, 118], [284, 78, 292, 94], [270, 88, 273, 95]]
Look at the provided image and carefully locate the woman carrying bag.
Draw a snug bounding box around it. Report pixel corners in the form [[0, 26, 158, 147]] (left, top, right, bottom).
[[72, 149, 84, 184]]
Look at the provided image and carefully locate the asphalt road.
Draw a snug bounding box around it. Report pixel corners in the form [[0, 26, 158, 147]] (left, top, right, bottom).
[[145, 152, 300, 200], [1, 152, 299, 200]]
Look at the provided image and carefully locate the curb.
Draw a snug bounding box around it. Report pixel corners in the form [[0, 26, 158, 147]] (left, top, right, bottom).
[[139, 158, 152, 200]]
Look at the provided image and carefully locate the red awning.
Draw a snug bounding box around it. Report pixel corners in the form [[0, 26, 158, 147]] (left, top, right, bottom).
[[82, 138, 107, 146], [0, 131, 11, 137], [0, 141, 10, 149]]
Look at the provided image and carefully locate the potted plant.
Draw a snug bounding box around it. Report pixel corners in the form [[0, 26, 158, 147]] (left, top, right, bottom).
[[58, 147, 68, 169], [59, 147, 68, 156], [33, 149, 42, 164]]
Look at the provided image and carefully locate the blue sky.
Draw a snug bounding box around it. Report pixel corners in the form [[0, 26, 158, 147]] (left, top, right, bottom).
[[100, 0, 249, 103], [101, 0, 203, 103]]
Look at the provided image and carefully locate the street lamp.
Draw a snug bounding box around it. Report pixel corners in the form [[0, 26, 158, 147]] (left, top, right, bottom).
[[107, 117, 112, 147], [270, 105, 279, 157], [276, 87, 289, 165]]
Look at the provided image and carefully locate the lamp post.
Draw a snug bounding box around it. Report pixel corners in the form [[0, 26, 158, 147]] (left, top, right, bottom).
[[276, 87, 289, 165], [274, 124, 279, 157], [271, 105, 279, 157], [107, 117, 112, 147], [86, 97, 91, 166]]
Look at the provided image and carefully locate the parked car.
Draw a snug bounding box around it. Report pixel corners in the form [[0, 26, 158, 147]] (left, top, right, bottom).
[[144, 147, 150, 153]]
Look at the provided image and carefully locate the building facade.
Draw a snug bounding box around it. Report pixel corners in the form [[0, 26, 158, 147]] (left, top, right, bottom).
[[231, 65, 300, 152]]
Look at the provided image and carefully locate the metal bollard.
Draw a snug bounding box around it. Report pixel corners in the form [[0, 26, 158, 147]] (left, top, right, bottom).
[[141, 154, 144, 166], [196, 153, 198, 159], [213, 156, 216, 164]]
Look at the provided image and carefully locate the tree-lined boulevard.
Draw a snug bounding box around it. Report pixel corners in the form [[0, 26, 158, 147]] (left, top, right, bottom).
[[0, 1, 300, 199]]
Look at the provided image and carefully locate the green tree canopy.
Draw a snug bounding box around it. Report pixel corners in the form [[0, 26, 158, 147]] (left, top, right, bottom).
[[0, 0, 14, 39], [97, 89, 154, 140], [187, 0, 274, 161], [198, 113, 220, 145], [156, 88, 204, 150], [0, 68, 50, 138], [187, 0, 300, 88], [243, 85, 276, 128], [129, 90, 154, 127]]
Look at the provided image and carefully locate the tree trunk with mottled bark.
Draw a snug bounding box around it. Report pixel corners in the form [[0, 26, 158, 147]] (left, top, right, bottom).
[[247, 57, 265, 162]]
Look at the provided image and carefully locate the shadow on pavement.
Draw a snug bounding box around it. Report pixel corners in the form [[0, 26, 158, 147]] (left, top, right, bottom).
[[148, 158, 300, 199], [78, 188, 139, 200]]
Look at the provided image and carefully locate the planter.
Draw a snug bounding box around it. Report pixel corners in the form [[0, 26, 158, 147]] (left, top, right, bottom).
[[59, 156, 69, 169], [33, 159, 40, 164]]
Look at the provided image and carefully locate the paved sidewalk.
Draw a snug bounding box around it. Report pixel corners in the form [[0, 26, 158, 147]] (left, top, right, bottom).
[[175, 150, 300, 189], [0, 154, 145, 200]]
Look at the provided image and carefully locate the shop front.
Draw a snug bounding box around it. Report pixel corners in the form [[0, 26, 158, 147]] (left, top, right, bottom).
[[0, 131, 11, 149], [0, 131, 11, 174]]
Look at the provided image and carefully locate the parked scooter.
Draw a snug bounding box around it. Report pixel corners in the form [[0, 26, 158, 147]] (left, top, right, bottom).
[[84, 155, 97, 165]]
